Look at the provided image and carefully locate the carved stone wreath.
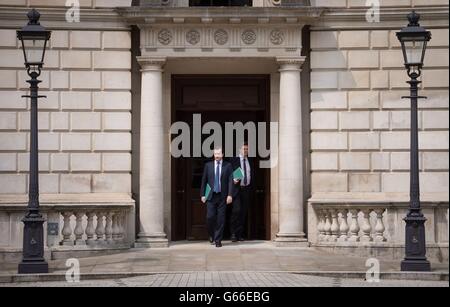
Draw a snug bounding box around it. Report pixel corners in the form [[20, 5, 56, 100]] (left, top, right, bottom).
[[270, 29, 285, 45], [241, 29, 257, 45], [214, 29, 229, 45], [186, 29, 201, 45], [158, 29, 172, 45]]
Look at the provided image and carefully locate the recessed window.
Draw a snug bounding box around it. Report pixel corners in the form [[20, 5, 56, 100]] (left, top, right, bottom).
[[189, 0, 252, 6]]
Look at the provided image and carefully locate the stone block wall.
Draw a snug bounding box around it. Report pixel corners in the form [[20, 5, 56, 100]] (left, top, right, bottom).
[[310, 1, 449, 195], [0, 1, 133, 196]]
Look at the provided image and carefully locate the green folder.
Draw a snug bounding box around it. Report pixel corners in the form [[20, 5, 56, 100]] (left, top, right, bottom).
[[204, 183, 212, 199], [233, 167, 245, 180]]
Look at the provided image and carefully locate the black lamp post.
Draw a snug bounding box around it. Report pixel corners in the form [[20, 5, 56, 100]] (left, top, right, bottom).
[[17, 9, 51, 274], [397, 11, 432, 272]]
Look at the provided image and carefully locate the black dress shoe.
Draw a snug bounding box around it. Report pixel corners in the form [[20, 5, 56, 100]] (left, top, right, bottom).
[[209, 237, 214, 245], [231, 234, 238, 242], [215, 242, 222, 248]]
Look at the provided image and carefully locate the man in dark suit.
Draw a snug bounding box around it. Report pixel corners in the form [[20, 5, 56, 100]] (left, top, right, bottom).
[[230, 142, 255, 242], [201, 147, 234, 248]]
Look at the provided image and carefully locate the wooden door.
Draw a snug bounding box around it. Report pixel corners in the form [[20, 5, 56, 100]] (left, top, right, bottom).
[[171, 75, 270, 241]]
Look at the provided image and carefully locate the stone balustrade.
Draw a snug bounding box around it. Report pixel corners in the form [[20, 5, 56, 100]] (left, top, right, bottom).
[[308, 193, 449, 262], [314, 206, 388, 244], [58, 209, 129, 247], [0, 194, 135, 262]]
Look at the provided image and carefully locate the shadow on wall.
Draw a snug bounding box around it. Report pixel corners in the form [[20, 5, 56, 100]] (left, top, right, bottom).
[[310, 32, 360, 108]]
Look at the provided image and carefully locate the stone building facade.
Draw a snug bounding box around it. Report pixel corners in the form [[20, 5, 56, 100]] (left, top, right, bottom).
[[0, 0, 448, 262]]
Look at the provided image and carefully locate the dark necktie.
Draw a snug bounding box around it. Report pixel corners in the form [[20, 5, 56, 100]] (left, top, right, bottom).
[[214, 161, 221, 193], [243, 158, 248, 186]]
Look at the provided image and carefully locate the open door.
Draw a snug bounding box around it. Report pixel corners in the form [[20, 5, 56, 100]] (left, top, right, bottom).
[[171, 75, 271, 241]]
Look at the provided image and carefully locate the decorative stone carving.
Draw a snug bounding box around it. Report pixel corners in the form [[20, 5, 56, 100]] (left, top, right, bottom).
[[129, 13, 315, 56], [214, 29, 229, 45], [186, 29, 201, 45], [241, 29, 257, 45], [270, 29, 285, 45], [158, 29, 172, 45]]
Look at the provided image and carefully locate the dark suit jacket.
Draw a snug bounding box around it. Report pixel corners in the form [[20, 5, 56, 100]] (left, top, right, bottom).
[[200, 160, 234, 201], [231, 157, 256, 199]]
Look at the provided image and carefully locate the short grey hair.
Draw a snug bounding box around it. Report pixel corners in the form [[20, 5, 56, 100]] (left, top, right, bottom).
[[213, 146, 223, 154]]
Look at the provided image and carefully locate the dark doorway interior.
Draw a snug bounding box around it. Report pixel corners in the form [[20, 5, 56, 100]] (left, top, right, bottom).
[[171, 75, 270, 241]]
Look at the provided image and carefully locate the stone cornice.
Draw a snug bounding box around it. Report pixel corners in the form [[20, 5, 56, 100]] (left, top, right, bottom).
[[0, 193, 135, 205], [0, 7, 130, 30], [118, 7, 325, 25], [308, 192, 450, 205], [313, 6, 449, 30], [2, 6, 446, 31]]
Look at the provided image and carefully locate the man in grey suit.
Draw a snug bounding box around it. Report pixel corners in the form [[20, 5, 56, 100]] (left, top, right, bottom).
[[201, 147, 234, 248]]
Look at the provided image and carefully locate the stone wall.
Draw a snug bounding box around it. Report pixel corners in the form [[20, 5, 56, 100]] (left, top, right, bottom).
[[0, 0, 135, 254], [310, 3, 449, 196], [307, 0, 449, 260], [0, 3, 133, 196]]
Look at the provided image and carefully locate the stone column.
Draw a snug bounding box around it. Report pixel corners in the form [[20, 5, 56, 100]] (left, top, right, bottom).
[[275, 56, 308, 247], [135, 56, 169, 248]]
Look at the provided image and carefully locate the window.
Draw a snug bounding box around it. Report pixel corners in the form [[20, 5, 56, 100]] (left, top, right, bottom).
[[189, 0, 252, 6]]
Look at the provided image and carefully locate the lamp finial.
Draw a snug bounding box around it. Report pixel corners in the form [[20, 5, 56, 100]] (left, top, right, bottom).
[[27, 9, 41, 25], [407, 10, 420, 27]]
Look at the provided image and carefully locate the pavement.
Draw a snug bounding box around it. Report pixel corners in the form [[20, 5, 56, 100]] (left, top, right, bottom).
[[0, 241, 448, 287], [1, 272, 448, 287]]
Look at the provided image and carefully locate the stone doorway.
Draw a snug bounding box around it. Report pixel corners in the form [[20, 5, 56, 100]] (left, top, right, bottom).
[[170, 75, 271, 241]]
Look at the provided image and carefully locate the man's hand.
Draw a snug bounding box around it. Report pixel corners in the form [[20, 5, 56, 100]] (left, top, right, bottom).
[[227, 196, 233, 205], [233, 179, 241, 184], [201, 197, 206, 204]]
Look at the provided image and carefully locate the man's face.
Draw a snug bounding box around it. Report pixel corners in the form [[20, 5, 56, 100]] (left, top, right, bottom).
[[241, 145, 249, 158], [214, 149, 224, 161]]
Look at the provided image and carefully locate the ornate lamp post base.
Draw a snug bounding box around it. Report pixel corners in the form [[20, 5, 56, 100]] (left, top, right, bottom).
[[400, 214, 431, 272], [18, 213, 49, 274]]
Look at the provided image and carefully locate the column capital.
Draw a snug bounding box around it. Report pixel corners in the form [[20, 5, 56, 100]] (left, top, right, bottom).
[[276, 56, 306, 72], [137, 56, 167, 72]]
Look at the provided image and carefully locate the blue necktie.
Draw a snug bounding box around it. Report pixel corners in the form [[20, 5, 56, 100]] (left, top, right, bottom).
[[214, 161, 221, 193]]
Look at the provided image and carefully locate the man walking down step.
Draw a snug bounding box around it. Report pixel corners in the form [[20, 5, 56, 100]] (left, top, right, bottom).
[[201, 147, 234, 248]]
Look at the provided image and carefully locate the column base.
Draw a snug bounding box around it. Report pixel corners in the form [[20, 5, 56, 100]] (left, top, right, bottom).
[[275, 233, 309, 247], [135, 233, 169, 248]]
